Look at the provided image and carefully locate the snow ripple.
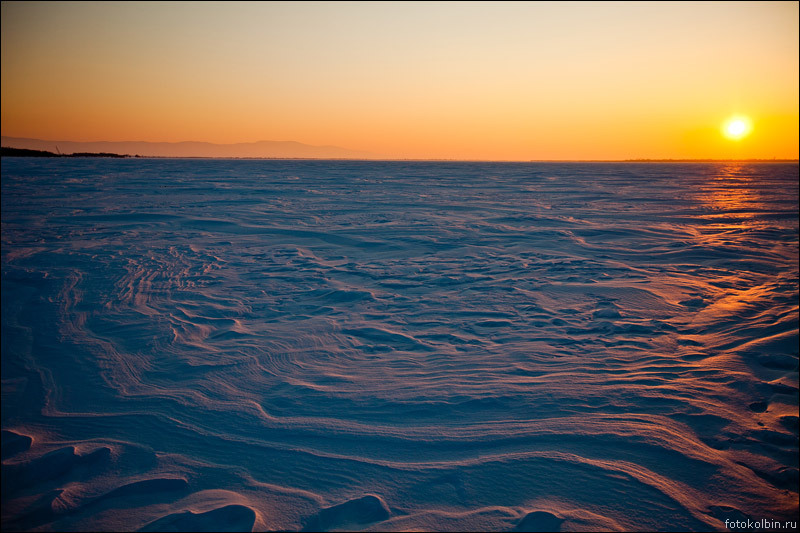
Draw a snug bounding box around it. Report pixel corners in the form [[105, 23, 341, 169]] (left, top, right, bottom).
[[2, 159, 797, 531]]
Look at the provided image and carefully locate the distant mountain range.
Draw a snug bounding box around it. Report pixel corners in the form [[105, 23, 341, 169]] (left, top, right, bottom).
[[0, 136, 377, 159]]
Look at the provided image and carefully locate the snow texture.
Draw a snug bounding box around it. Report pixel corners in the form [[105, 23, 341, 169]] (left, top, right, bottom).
[[2, 159, 798, 531]]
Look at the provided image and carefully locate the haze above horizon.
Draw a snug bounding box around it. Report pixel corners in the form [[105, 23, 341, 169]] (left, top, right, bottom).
[[2, 1, 798, 161]]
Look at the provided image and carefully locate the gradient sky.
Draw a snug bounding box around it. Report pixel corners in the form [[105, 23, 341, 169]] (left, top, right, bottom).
[[2, 1, 798, 160]]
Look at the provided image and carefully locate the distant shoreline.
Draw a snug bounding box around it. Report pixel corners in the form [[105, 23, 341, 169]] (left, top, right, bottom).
[[1, 147, 130, 158], [1, 146, 796, 163]]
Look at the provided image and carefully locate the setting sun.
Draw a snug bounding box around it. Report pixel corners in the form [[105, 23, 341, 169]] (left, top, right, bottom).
[[722, 116, 753, 141]]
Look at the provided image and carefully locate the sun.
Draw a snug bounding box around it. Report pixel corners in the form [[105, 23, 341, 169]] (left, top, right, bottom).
[[722, 116, 752, 141]]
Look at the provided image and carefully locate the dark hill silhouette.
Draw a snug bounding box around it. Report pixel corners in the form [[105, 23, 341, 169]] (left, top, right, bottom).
[[1, 147, 128, 158]]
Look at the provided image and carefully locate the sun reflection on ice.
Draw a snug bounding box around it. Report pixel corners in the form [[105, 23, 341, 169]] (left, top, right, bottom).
[[697, 163, 766, 220]]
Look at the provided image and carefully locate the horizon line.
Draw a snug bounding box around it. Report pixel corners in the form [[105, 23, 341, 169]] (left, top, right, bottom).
[[2, 147, 797, 164], [3, 136, 798, 163]]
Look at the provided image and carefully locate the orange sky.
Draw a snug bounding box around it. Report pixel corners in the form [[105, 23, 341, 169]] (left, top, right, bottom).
[[2, 1, 798, 160]]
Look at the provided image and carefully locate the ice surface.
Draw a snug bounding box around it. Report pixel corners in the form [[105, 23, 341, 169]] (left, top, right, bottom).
[[2, 159, 798, 531]]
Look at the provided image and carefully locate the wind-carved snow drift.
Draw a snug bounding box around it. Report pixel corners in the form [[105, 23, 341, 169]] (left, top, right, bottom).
[[2, 159, 797, 531]]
